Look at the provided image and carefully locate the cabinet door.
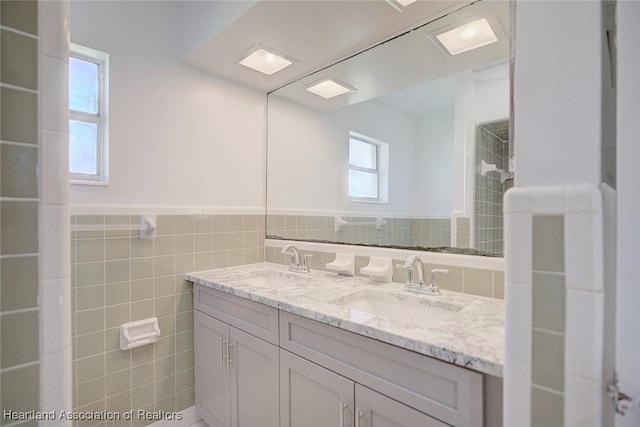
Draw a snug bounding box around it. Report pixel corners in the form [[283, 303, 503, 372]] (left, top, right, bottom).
[[280, 350, 354, 427], [354, 385, 448, 427], [230, 327, 279, 427], [195, 312, 230, 427]]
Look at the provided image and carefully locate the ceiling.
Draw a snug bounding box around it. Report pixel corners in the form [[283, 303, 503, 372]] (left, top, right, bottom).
[[376, 75, 456, 118], [269, 0, 509, 112], [181, 0, 473, 92]]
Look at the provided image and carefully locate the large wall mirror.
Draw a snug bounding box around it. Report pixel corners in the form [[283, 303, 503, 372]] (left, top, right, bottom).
[[266, 0, 511, 257]]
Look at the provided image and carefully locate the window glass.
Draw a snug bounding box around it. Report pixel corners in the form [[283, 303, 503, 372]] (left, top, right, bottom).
[[69, 120, 98, 175], [349, 138, 377, 169], [69, 57, 99, 114], [349, 169, 378, 199]]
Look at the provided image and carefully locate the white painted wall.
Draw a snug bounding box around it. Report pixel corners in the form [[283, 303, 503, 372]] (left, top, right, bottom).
[[413, 110, 455, 215], [616, 1, 640, 425], [70, 1, 266, 209], [452, 63, 509, 214], [269, 65, 506, 219], [513, 1, 602, 187], [268, 96, 416, 216]]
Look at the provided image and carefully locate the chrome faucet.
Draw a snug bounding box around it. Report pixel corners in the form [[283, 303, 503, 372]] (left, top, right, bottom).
[[403, 256, 448, 296], [404, 255, 426, 287], [281, 244, 313, 273]]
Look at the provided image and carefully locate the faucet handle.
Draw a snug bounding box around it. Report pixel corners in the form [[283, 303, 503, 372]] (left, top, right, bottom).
[[431, 268, 450, 280], [428, 269, 449, 295], [303, 253, 313, 266]]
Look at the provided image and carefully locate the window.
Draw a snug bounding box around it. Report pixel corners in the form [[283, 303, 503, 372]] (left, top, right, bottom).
[[69, 44, 109, 183], [348, 132, 388, 203]]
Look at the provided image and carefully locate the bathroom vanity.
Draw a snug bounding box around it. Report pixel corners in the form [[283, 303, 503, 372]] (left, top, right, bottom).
[[188, 263, 504, 427]]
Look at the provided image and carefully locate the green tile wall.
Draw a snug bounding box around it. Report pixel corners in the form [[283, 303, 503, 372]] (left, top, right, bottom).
[[474, 121, 510, 256], [531, 215, 566, 427], [267, 214, 451, 248], [71, 214, 264, 426], [0, 1, 40, 425]]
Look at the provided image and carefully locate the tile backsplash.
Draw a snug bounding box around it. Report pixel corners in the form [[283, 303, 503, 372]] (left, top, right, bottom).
[[265, 245, 504, 300], [71, 214, 264, 426]]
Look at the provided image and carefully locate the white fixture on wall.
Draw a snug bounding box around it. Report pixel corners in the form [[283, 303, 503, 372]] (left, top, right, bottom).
[[480, 159, 513, 183], [70, 213, 157, 240], [306, 78, 355, 99], [360, 256, 393, 283], [334, 216, 387, 231], [325, 253, 356, 276], [120, 318, 161, 351], [239, 45, 295, 75]]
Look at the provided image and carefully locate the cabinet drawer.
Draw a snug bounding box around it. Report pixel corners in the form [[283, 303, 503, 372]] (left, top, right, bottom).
[[194, 285, 279, 345], [280, 312, 482, 427]]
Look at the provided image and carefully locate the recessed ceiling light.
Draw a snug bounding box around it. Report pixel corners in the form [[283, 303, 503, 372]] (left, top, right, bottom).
[[396, 0, 417, 6], [239, 47, 293, 75], [384, 0, 416, 12], [306, 79, 354, 99], [435, 18, 498, 56]]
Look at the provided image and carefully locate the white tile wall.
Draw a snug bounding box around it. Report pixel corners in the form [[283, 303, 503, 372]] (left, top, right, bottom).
[[504, 184, 606, 427], [504, 283, 531, 364], [39, 0, 72, 423], [503, 358, 531, 426], [565, 289, 604, 381], [564, 375, 602, 427], [40, 130, 70, 205]]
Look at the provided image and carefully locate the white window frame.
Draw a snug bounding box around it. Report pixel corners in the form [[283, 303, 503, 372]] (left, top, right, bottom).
[[348, 131, 389, 204], [69, 43, 109, 185]]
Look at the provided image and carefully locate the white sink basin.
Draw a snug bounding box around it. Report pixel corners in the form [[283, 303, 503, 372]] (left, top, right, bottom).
[[334, 292, 461, 327], [239, 270, 313, 287]]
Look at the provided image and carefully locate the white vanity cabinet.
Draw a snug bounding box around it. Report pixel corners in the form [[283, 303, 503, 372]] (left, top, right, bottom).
[[194, 288, 280, 427], [194, 312, 230, 427], [280, 350, 447, 427], [280, 349, 354, 427], [355, 385, 448, 427], [194, 284, 484, 427]]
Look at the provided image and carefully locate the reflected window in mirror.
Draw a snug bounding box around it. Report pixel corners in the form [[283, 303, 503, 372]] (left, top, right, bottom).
[[348, 132, 389, 203]]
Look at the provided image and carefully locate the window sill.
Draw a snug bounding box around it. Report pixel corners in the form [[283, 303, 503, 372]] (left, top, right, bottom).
[[348, 197, 388, 205], [70, 179, 109, 187]]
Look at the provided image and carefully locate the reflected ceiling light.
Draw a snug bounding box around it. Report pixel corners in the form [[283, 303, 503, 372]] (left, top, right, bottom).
[[239, 46, 293, 75], [384, 0, 417, 12], [306, 79, 354, 99], [434, 18, 498, 56]]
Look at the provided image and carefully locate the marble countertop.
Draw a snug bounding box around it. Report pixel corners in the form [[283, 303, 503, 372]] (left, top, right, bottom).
[[186, 262, 504, 377]]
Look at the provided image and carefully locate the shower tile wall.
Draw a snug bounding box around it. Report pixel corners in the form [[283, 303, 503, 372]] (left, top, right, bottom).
[[71, 214, 264, 426], [267, 215, 451, 248], [0, 0, 41, 422], [475, 122, 510, 255]]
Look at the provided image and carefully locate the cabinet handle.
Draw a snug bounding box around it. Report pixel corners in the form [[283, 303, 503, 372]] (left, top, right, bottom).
[[221, 339, 228, 367], [339, 402, 347, 427], [227, 342, 234, 368], [355, 410, 364, 427], [219, 338, 224, 366]]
